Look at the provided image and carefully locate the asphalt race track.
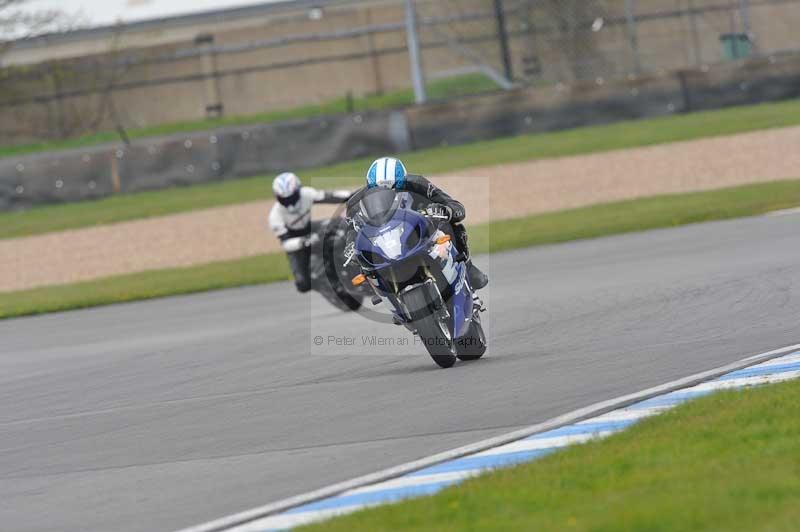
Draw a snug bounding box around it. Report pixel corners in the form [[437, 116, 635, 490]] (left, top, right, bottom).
[[1, 213, 798, 532]]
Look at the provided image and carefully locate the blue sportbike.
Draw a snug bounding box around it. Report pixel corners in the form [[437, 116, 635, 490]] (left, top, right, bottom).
[[349, 188, 487, 368]]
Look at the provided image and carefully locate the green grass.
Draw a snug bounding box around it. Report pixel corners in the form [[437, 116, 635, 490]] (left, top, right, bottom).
[[472, 179, 800, 253], [3, 97, 800, 240], [301, 378, 800, 532], [2, 179, 799, 320], [0, 254, 291, 319], [0, 73, 498, 160]]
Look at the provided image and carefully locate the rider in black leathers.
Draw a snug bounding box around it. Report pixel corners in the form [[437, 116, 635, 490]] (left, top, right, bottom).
[[345, 157, 488, 290]]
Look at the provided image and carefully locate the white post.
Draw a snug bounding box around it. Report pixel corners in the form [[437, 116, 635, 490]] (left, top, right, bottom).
[[404, 0, 427, 104]]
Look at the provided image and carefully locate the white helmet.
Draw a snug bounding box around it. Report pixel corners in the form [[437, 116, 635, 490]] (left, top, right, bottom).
[[273, 172, 301, 207], [366, 157, 407, 189]]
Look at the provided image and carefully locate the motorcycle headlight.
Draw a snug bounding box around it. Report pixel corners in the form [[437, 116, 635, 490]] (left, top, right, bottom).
[[370, 226, 405, 260]]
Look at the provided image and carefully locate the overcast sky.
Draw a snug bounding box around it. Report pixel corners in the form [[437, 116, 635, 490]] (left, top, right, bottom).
[[25, 0, 286, 27]]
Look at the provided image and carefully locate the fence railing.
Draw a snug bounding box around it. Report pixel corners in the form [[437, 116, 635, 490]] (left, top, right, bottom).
[[1, 0, 799, 145]]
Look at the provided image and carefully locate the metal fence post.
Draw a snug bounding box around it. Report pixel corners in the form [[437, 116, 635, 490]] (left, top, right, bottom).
[[739, 0, 752, 34], [687, 0, 703, 66], [196, 33, 224, 118], [624, 0, 643, 74], [404, 0, 427, 104], [493, 0, 514, 82]]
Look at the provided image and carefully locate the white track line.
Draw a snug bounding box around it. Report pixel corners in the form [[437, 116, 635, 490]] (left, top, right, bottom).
[[474, 431, 613, 457], [753, 352, 800, 367], [691, 370, 800, 393], [577, 406, 666, 424], [345, 470, 480, 496]]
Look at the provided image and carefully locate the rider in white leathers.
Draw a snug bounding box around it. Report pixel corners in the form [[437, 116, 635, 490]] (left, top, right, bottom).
[[269, 172, 350, 292]]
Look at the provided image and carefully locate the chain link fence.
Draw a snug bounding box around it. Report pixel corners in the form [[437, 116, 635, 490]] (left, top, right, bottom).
[[1, 0, 800, 146]]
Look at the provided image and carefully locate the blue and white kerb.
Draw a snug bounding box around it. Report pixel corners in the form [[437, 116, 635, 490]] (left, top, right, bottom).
[[211, 344, 800, 531], [367, 157, 407, 189]]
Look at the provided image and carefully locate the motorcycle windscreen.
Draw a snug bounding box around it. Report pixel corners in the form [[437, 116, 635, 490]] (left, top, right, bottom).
[[357, 188, 403, 227]]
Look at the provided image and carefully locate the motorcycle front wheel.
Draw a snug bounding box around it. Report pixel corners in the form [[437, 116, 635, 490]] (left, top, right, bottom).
[[402, 288, 457, 368]]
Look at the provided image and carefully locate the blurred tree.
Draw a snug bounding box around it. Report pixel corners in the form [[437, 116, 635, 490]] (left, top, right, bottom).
[[0, 1, 86, 142], [0, 0, 74, 41], [538, 0, 611, 81]]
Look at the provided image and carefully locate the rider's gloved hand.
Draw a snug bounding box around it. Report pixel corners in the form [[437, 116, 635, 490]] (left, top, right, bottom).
[[305, 233, 321, 247], [332, 190, 352, 201], [425, 203, 453, 221]]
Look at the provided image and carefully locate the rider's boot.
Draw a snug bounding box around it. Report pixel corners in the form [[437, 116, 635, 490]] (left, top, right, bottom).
[[467, 260, 488, 290], [453, 224, 488, 290]]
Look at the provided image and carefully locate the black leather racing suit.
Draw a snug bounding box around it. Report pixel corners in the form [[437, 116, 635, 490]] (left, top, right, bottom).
[[345, 174, 487, 289]]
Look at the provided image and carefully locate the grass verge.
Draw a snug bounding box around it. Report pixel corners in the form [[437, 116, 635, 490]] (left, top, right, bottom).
[[2, 179, 799, 320], [0, 73, 498, 160], [3, 97, 800, 240], [300, 378, 800, 532], [0, 254, 291, 319]]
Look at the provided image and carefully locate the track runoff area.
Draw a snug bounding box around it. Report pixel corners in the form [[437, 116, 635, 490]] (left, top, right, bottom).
[[180, 343, 800, 532]]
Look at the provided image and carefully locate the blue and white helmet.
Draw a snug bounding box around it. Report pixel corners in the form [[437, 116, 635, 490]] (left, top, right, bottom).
[[273, 172, 301, 207], [366, 157, 407, 189]]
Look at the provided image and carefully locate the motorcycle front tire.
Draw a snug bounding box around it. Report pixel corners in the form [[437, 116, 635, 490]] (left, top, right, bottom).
[[402, 287, 457, 369]]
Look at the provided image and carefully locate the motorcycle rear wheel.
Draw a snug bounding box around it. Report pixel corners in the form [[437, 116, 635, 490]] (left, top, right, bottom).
[[318, 284, 363, 312], [456, 319, 487, 361], [334, 291, 363, 312]]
